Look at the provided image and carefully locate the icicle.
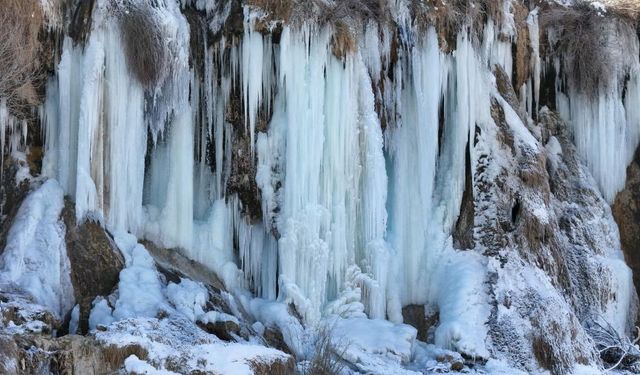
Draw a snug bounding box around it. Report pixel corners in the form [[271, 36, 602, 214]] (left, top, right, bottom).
[[356, 54, 391, 320], [73, 31, 105, 223], [386, 28, 445, 306], [527, 8, 541, 117], [242, 8, 265, 154]]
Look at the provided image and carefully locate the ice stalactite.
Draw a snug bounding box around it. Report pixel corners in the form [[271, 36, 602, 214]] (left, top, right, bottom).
[[526, 8, 540, 116], [0, 100, 28, 178], [386, 27, 447, 307], [42, 25, 148, 229]]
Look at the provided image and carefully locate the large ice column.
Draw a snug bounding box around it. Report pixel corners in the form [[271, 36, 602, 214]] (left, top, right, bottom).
[[42, 0, 197, 248], [436, 33, 490, 231], [275, 26, 333, 323], [102, 27, 147, 234], [42, 23, 148, 230], [254, 25, 395, 322], [242, 9, 264, 151], [386, 28, 447, 306], [144, 109, 195, 250], [355, 57, 394, 320], [42, 38, 83, 197]]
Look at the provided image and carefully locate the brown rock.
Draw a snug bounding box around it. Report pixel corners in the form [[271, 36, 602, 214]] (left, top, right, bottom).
[[613, 147, 640, 312], [197, 319, 241, 341], [401, 305, 438, 342], [0, 162, 31, 254], [263, 327, 293, 355], [61, 201, 124, 334]]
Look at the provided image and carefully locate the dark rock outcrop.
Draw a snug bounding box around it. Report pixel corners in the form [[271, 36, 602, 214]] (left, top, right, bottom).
[[613, 148, 640, 314], [401, 304, 438, 342], [61, 202, 124, 334]]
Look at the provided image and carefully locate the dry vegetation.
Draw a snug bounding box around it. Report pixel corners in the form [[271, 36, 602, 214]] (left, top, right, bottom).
[[246, 0, 388, 58], [586, 317, 640, 372], [541, 3, 637, 95], [596, 0, 640, 19], [246, 0, 296, 23], [301, 324, 348, 375], [101, 344, 149, 368], [0, 0, 45, 115], [118, 1, 169, 89]]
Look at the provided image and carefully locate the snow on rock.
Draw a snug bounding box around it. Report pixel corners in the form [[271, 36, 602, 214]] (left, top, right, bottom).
[[97, 316, 292, 375], [329, 317, 417, 374], [125, 355, 180, 375], [111, 232, 168, 321], [0, 180, 74, 319], [433, 248, 490, 359], [245, 296, 309, 359]]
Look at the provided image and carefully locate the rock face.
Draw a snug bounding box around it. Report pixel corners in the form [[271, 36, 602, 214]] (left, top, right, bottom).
[[61, 202, 124, 334], [0, 162, 30, 253], [614, 148, 640, 315], [477, 68, 634, 374]]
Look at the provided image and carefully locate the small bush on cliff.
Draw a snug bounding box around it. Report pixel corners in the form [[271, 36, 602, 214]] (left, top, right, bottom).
[[0, 0, 44, 114], [597, 0, 640, 19], [542, 4, 637, 96], [301, 324, 348, 375], [119, 1, 169, 89]]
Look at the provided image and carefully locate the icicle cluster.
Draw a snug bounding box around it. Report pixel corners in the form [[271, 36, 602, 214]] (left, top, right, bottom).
[[37, 0, 638, 361]]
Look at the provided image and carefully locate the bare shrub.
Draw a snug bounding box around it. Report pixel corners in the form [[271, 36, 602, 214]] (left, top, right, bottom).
[[586, 317, 640, 372], [317, 0, 385, 25], [541, 4, 636, 95], [250, 356, 296, 375], [301, 324, 348, 375], [597, 0, 640, 19], [118, 1, 169, 89], [101, 344, 149, 368], [0, 0, 44, 115], [246, 0, 295, 23]]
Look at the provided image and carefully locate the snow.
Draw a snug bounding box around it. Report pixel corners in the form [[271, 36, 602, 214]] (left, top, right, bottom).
[[111, 232, 168, 321], [166, 278, 208, 322], [125, 356, 180, 375], [330, 317, 417, 369], [88, 297, 114, 330], [97, 316, 291, 375], [0, 180, 74, 319], [245, 296, 309, 358], [69, 304, 80, 334], [433, 249, 490, 359]]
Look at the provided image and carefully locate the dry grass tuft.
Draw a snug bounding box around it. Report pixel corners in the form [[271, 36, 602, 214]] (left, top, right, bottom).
[[0, 0, 45, 115], [101, 344, 149, 368], [119, 1, 169, 88], [317, 0, 385, 25], [247, 0, 296, 23], [316, 0, 387, 58], [541, 4, 637, 95], [302, 324, 348, 375], [596, 0, 640, 19], [250, 356, 295, 375]]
